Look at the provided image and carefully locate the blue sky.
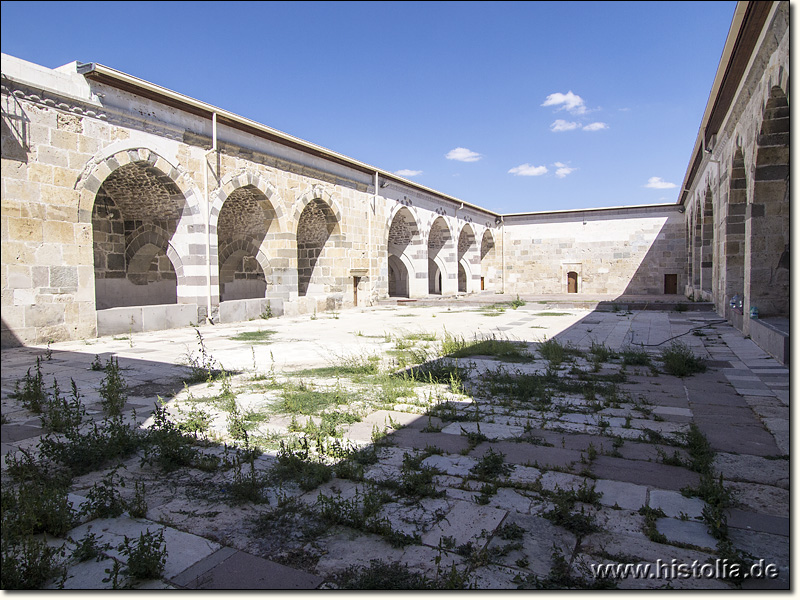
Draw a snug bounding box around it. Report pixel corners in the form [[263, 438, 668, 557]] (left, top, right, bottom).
[[1, 1, 737, 213]]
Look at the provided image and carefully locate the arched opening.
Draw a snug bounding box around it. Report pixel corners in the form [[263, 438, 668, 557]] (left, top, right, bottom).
[[217, 185, 274, 302], [724, 147, 747, 307], [428, 259, 442, 295], [567, 271, 579, 294], [91, 161, 185, 309], [458, 262, 467, 293], [387, 207, 420, 298], [457, 224, 477, 294], [388, 254, 409, 298], [428, 217, 452, 294], [701, 186, 714, 296], [746, 85, 790, 318], [297, 198, 339, 297], [692, 208, 701, 291], [480, 230, 496, 292], [219, 246, 267, 302], [686, 217, 693, 289]]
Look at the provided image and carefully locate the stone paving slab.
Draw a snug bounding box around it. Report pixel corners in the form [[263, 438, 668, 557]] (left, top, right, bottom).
[[420, 500, 506, 548], [67, 517, 222, 580], [177, 549, 324, 589], [486, 513, 577, 577], [0, 423, 45, 443], [388, 427, 472, 454], [421, 453, 477, 477], [655, 518, 717, 550], [53, 554, 172, 589], [470, 440, 582, 470], [693, 422, 781, 456], [590, 456, 700, 491], [593, 479, 648, 510], [648, 489, 706, 520], [440, 421, 524, 440], [170, 546, 237, 587], [726, 529, 790, 586], [725, 482, 789, 518], [712, 453, 789, 488], [726, 508, 789, 537]]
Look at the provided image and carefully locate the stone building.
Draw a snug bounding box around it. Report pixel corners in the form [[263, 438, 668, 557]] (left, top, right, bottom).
[[0, 1, 789, 360], [678, 0, 789, 361]]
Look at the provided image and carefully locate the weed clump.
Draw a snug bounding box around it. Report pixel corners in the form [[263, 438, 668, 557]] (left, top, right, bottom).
[[537, 338, 583, 365], [118, 529, 167, 582], [620, 346, 651, 366], [12, 357, 47, 413], [334, 559, 468, 589], [470, 448, 512, 480], [39, 379, 85, 434], [660, 341, 706, 377], [271, 439, 332, 492], [99, 356, 127, 416], [39, 417, 144, 477]]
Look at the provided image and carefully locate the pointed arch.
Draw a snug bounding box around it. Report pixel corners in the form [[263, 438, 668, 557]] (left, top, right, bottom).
[[290, 185, 343, 235], [480, 229, 498, 292], [83, 148, 200, 310], [700, 185, 714, 295], [387, 205, 422, 298], [427, 215, 455, 294], [457, 223, 479, 293], [724, 145, 747, 307], [295, 188, 344, 297], [210, 169, 285, 233], [745, 85, 790, 319]]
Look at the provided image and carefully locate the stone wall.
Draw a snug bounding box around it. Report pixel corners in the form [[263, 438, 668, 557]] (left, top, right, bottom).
[[502, 207, 686, 296], [682, 1, 789, 334]]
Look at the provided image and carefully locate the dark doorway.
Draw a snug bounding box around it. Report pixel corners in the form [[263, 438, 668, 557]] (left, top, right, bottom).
[[481, 277, 485, 291], [353, 276, 360, 306], [664, 274, 678, 295], [567, 271, 578, 294]]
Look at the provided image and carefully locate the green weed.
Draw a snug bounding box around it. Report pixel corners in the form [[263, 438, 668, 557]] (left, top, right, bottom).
[[660, 341, 706, 377]]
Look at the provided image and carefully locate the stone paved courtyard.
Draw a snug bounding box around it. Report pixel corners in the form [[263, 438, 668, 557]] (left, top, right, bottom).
[[0, 299, 789, 589]]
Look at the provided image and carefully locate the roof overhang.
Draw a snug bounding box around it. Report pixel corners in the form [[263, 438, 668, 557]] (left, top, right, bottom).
[[677, 1, 774, 205], [76, 62, 499, 217]]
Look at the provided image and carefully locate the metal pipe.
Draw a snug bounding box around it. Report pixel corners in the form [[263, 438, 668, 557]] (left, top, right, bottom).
[[500, 216, 505, 294], [203, 113, 217, 323], [370, 172, 377, 305]]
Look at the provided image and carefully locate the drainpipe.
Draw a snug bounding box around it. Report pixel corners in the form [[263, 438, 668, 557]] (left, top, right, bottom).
[[203, 112, 217, 323], [500, 216, 505, 294], [371, 172, 377, 305]]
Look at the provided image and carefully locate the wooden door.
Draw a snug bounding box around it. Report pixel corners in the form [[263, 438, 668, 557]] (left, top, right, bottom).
[[664, 274, 678, 295], [567, 271, 578, 293]]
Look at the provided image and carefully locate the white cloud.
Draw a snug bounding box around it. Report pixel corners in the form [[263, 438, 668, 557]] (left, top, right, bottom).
[[445, 147, 482, 162], [582, 122, 608, 131], [554, 162, 576, 178], [541, 91, 587, 115], [509, 163, 548, 177], [645, 177, 677, 189], [395, 169, 422, 177], [550, 119, 580, 132]]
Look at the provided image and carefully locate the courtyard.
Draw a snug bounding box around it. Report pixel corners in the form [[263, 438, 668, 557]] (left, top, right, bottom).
[[0, 296, 789, 589]]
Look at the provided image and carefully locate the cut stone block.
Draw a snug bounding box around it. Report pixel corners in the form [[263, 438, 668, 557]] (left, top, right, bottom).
[[67, 517, 221, 580], [421, 453, 477, 477], [593, 479, 648, 511], [421, 500, 506, 548], [176, 549, 324, 589], [440, 421, 524, 440], [655, 518, 717, 550], [649, 489, 706, 519]]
